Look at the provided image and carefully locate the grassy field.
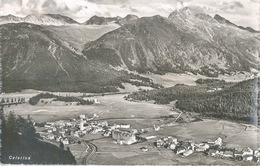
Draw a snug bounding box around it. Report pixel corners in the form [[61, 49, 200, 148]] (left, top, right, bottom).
[[4, 94, 174, 122], [157, 119, 260, 149]]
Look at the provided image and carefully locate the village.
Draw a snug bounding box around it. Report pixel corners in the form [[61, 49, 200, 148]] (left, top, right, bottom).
[[37, 113, 142, 146], [154, 136, 259, 162], [36, 113, 260, 163]]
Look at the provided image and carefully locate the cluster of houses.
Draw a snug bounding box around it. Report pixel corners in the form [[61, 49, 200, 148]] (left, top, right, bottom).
[[38, 113, 260, 163], [39, 113, 138, 146], [154, 136, 260, 162], [207, 147, 259, 162], [0, 97, 26, 105]]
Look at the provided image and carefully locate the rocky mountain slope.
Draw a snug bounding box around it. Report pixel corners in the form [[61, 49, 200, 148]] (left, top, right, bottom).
[[82, 7, 260, 76], [0, 23, 126, 92], [0, 14, 79, 25], [0, 23, 159, 93]]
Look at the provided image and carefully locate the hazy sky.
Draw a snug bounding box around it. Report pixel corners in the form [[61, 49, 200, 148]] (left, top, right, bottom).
[[0, 0, 259, 30]]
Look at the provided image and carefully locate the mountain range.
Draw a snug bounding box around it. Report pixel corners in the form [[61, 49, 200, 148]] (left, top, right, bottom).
[[1, 7, 259, 92], [83, 7, 259, 76], [0, 14, 79, 25], [0, 14, 139, 26]]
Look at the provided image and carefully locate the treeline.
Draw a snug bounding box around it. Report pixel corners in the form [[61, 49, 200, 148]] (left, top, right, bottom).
[[127, 78, 259, 123], [196, 78, 226, 86], [3, 79, 121, 93], [104, 72, 163, 90], [29, 93, 94, 105], [4, 71, 162, 93], [1, 112, 76, 164], [126, 84, 209, 104]]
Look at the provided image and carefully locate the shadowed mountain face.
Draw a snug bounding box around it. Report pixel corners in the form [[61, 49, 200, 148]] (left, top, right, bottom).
[[0, 14, 79, 25], [85, 15, 139, 26], [83, 7, 260, 76], [0, 23, 126, 92], [84, 15, 122, 25]]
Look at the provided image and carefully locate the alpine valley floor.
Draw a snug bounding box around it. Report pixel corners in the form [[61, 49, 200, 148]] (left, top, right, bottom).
[[3, 90, 260, 165]]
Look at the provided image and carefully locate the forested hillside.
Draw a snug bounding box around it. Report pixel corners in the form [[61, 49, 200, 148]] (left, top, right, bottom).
[[126, 78, 259, 122], [1, 112, 76, 164], [28, 93, 95, 105]]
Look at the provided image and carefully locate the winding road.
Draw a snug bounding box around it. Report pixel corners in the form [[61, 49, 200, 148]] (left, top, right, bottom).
[[82, 140, 97, 164]]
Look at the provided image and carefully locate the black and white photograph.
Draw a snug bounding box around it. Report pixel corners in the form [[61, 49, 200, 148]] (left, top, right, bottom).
[[0, 0, 259, 165]]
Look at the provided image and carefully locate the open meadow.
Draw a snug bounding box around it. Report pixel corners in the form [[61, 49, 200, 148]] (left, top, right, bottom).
[[3, 94, 174, 122]]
